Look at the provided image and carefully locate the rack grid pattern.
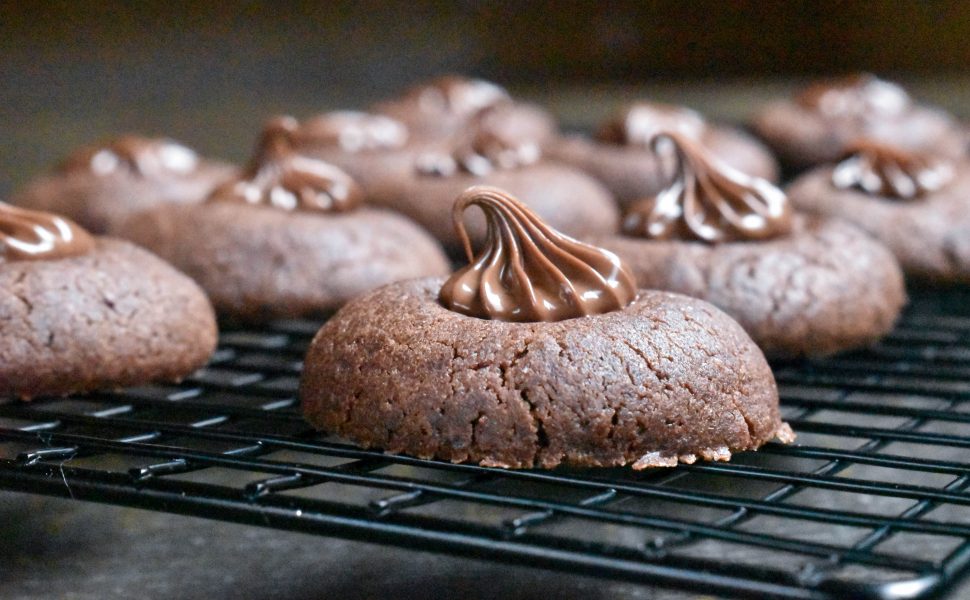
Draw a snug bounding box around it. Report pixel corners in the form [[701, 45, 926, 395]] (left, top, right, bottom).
[[0, 288, 968, 600]]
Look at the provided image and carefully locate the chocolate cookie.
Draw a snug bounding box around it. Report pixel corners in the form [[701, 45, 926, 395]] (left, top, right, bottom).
[[12, 135, 235, 234], [291, 111, 619, 252], [116, 117, 450, 321], [590, 132, 906, 358], [301, 186, 792, 469], [786, 141, 970, 283], [0, 202, 217, 400], [372, 75, 557, 144], [548, 102, 780, 210], [750, 73, 965, 170]]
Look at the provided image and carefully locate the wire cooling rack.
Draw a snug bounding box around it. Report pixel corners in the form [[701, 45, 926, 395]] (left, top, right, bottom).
[[0, 289, 968, 600]]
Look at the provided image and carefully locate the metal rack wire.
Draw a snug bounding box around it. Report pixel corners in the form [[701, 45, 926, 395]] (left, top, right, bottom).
[[0, 288, 968, 600]]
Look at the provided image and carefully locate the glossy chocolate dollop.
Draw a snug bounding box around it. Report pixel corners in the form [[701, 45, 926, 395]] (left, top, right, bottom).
[[416, 108, 541, 177], [298, 111, 408, 152], [60, 135, 200, 178], [597, 102, 706, 147], [622, 132, 793, 243], [796, 73, 910, 120], [439, 186, 636, 322], [831, 140, 954, 200], [0, 201, 94, 261], [208, 116, 363, 213]]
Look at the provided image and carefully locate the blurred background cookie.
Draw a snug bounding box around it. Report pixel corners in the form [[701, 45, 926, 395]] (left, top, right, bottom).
[[117, 117, 450, 321], [11, 136, 235, 233]]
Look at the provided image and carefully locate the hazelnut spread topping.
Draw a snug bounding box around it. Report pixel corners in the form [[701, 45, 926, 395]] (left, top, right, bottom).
[[299, 111, 408, 152], [622, 132, 793, 243], [416, 108, 541, 177], [401, 75, 511, 121], [597, 102, 707, 147], [0, 202, 94, 261], [439, 186, 636, 322], [832, 141, 954, 200], [60, 135, 200, 178], [208, 116, 363, 213], [796, 73, 911, 120]]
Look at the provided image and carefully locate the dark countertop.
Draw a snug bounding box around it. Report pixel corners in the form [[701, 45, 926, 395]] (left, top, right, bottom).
[[1, 491, 696, 600]]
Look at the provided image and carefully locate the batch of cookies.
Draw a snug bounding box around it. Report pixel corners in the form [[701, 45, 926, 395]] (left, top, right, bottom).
[[3, 73, 968, 470]]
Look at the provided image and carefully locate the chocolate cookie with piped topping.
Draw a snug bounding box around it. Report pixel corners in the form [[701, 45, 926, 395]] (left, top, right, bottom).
[[372, 74, 557, 145], [0, 202, 217, 400], [589, 132, 906, 358], [547, 101, 780, 210], [750, 73, 965, 170], [290, 109, 619, 253], [12, 135, 235, 233], [115, 117, 450, 322], [786, 140, 970, 283], [300, 185, 792, 470]]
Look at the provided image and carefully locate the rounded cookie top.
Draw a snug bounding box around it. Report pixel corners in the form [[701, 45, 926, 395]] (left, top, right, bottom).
[[0, 235, 217, 399], [786, 143, 970, 283], [593, 215, 906, 358], [120, 201, 451, 321], [115, 118, 451, 321], [301, 277, 789, 469], [749, 73, 964, 169], [353, 111, 620, 251], [372, 75, 557, 144], [11, 135, 235, 234], [586, 136, 905, 358], [301, 187, 789, 469]]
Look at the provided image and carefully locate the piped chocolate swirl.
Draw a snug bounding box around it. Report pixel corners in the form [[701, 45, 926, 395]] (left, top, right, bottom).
[[831, 141, 954, 200], [208, 116, 363, 213], [622, 132, 793, 243], [439, 186, 636, 322], [597, 103, 706, 147], [0, 202, 94, 261], [417, 114, 541, 178], [59, 136, 200, 178]]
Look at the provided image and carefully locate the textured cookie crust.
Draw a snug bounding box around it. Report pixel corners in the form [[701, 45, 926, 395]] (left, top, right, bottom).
[[11, 161, 236, 234], [301, 278, 789, 470], [545, 126, 781, 210], [787, 168, 970, 284], [750, 100, 964, 170], [591, 216, 906, 358], [117, 203, 451, 321], [0, 239, 217, 400]]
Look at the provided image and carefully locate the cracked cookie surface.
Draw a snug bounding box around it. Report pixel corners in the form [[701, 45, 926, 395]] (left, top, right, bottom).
[[300, 278, 789, 469], [0, 239, 217, 399], [590, 216, 906, 358]]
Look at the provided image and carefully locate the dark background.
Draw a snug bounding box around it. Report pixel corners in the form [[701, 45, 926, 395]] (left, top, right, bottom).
[[2, 1, 969, 193]]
